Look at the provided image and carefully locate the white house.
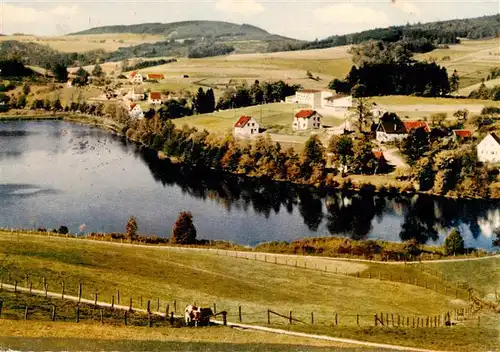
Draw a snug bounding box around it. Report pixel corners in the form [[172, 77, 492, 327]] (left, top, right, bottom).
[[323, 94, 353, 114], [293, 109, 322, 131], [130, 72, 143, 84], [477, 133, 500, 163], [125, 88, 145, 101], [128, 103, 144, 119], [148, 92, 163, 105], [296, 89, 322, 109], [285, 95, 298, 103], [233, 115, 259, 137]]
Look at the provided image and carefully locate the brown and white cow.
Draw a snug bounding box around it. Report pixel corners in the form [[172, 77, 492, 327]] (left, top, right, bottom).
[[184, 304, 213, 326]]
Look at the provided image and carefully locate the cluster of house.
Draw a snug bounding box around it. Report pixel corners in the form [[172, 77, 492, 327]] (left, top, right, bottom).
[[129, 72, 166, 84], [233, 108, 324, 137], [286, 89, 353, 116]]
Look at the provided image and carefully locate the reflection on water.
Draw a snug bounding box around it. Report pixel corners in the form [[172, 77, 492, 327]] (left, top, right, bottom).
[[0, 120, 498, 250]]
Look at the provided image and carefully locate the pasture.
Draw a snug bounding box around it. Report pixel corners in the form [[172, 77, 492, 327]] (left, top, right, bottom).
[[415, 38, 500, 89], [0, 34, 165, 53], [0, 232, 456, 328], [173, 103, 344, 133]]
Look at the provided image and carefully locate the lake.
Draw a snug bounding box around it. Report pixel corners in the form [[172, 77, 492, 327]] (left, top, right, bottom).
[[0, 120, 498, 250]]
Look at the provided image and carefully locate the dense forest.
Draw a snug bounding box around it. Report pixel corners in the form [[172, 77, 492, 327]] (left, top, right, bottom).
[[187, 43, 235, 58], [267, 14, 500, 53], [121, 58, 177, 72]]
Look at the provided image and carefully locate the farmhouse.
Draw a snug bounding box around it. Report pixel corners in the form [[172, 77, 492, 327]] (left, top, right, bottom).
[[477, 133, 500, 163], [148, 92, 162, 105], [296, 89, 322, 109], [130, 72, 143, 84], [453, 129, 472, 140], [323, 94, 353, 115], [233, 116, 259, 137], [128, 103, 144, 120], [293, 109, 322, 130], [146, 73, 165, 81], [376, 116, 408, 142]]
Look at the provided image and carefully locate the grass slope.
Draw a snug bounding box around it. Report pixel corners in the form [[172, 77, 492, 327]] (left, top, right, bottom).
[[0, 233, 455, 328]]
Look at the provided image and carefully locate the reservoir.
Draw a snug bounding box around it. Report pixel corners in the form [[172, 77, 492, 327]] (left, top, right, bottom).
[[0, 120, 497, 250]]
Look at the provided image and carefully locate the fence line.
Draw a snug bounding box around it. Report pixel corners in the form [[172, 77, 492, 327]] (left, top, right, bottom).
[[0, 279, 479, 329]]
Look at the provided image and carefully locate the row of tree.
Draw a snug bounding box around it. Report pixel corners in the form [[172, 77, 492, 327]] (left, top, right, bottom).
[[468, 83, 500, 101]]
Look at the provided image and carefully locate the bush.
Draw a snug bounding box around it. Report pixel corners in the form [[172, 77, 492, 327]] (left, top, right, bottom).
[[58, 225, 69, 234], [444, 228, 465, 255]]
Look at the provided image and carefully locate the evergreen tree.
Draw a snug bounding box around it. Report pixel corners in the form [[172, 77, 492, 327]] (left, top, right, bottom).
[[493, 228, 500, 248], [92, 63, 104, 77], [171, 211, 197, 244], [206, 88, 216, 113], [52, 63, 68, 83], [125, 216, 138, 242], [73, 67, 89, 86], [449, 70, 460, 92], [250, 80, 264, 105], [194, 87, 206, 114], [444, 228, 465, 255]]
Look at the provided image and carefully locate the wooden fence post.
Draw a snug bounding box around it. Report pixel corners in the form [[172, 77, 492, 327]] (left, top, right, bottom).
[[78, 283, 82, 303], [123, 311, 128, 326], [14, 281, 17, 293], [170, 312, 174, 326], [147, 300, 151, 313], [357, 314, 359, 326], [386, 313, 389, 326], [76, 307, 80, 323], [51, 305, 56, 321], [111, 296, 115, 309], [129, 298, 133, 312], [407, 317, 410, 327], [289, 311, 292, 324], [174, 300, 176, 313], [29, 282, 32, 294], [239, 306, 242, 322], [267, 310, 270, 324], [311, 312, 314, 325], [413, 317, 415, 328], [94, 292, 98, 306], [397, 314, 400, 327], [222, 311, 227, 326], [101, 309, 104, 325], [166, 304, 169, 317], [391, 314, 394, 327], [0, 300, 3, 317], [374, 314, 378, 326], [335, 313, 338, 326]]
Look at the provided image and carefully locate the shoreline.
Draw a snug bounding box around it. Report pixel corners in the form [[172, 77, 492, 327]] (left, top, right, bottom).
[[2, 114, 500, 202], [1, 229, 497, 262]]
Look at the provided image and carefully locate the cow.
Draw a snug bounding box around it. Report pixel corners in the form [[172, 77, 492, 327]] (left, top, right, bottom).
[[184, 304, 213, 326]]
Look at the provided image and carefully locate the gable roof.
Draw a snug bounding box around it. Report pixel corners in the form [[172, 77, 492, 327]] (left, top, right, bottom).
[[130, 71, 138, 78], [295, 109, 320, 119], [234, 115, 252, 128], [403, 121, 430, 133], [150, 92, 161, 100], [129, 103, 139, 111], [298, 89, 321, 94], [147, 73, 165, 80], [377, 119, 406, 134], [324, 94, 348, 101], [453, 129, 472, 138]]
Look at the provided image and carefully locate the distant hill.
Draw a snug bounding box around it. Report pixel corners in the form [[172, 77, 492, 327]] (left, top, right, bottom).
[[268, 14, 500, 52], [69, 20, 292, 41]]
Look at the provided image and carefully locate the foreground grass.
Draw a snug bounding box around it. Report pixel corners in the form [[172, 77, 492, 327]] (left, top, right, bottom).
[[422, 257, 500, 298], [0, 233, 455, 328], [0, 321, 360, 352]]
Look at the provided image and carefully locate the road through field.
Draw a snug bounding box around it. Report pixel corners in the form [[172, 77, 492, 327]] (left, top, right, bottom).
[[0, 283, 444, 352]]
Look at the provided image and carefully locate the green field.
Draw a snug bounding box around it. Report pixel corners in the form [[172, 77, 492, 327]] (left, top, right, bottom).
[[174, 103, 344, 133]]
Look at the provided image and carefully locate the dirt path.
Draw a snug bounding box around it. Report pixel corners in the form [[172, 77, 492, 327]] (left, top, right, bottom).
[[0, 283, 444, 352]]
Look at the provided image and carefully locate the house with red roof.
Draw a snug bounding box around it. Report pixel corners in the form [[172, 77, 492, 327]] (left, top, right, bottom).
[[146, 73, 165, 81], [477, 133, 500, 163], [129, 71, 143, 84], [376, 117, 431, 143], [148, 92, 163, 106], [453, 129, 472, 140], [293, 109, 322, 131], [128, 103, 144, 120], [233, 116, 259, 137]]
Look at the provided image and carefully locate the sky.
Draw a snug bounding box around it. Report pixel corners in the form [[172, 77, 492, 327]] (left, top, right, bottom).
[[0, 0, 498, 40]]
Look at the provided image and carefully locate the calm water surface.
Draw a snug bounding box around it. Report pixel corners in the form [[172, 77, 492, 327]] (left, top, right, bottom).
[[0, 120, 498, 250]]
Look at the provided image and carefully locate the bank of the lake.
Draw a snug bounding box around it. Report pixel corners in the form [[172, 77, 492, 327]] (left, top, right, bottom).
[[0, 119, 498, 250]]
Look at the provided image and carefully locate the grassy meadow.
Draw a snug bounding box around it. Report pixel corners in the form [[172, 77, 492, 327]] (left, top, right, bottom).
[[0, 232, 459, 327]]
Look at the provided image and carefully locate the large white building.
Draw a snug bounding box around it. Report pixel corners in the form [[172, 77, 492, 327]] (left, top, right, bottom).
[[477, 133, 500, 163], [293, 109, 322, 130], [233, 116, 259, 137], [296, 89, 322, 109], [323, 94, 353, 115]]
